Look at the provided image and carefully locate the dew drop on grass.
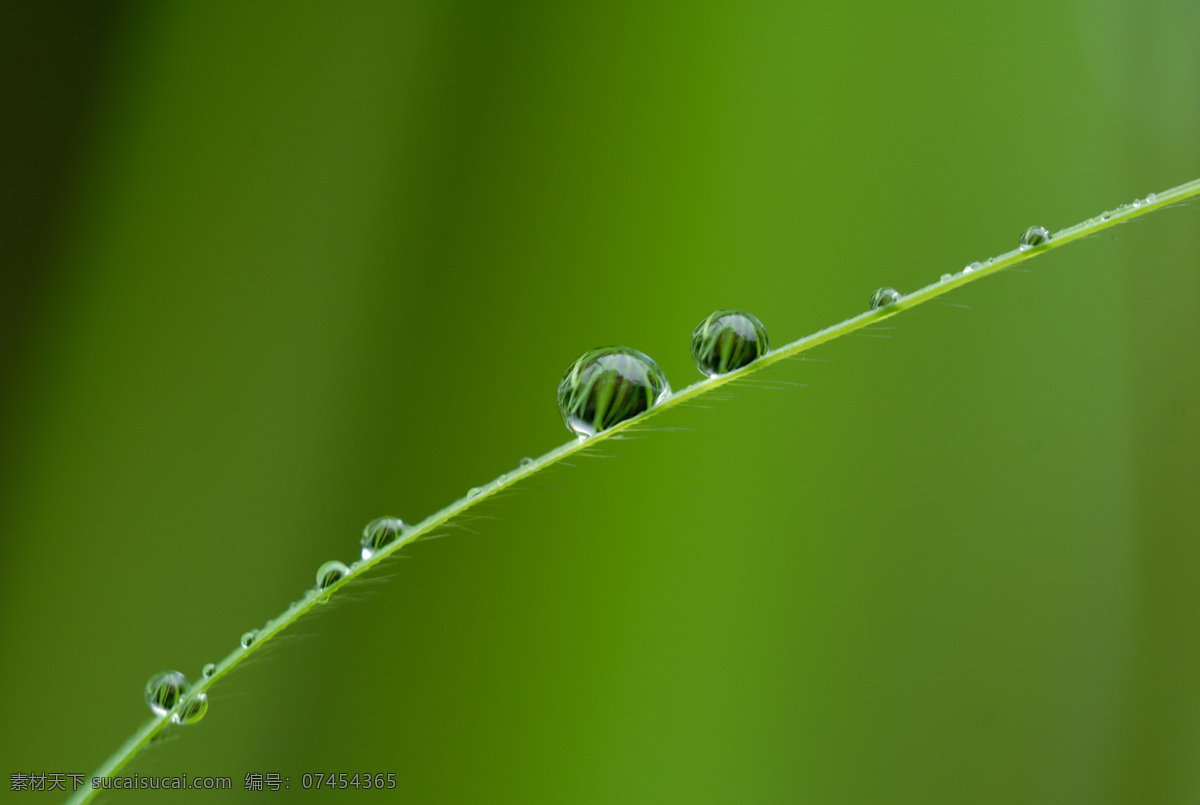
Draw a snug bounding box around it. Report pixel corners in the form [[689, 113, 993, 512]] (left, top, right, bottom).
[[963, 261, 982, 274], [869, 288, 902, 309], [240, 630, 258, 649], [361, 517, 406, 560], [1146, 192, 1156, 203], [316, 560, 349, 590], [201, 663, 216, 679], [145, 671, 188, 716], [1019, 226, 1050, 249], [519, 457, 534, 468], [172, 693, 208, 726], [689, 309, 770, 377], [557, 347, 671, 438], [467, 487, 481, 499], [940, 273, 952, 282]]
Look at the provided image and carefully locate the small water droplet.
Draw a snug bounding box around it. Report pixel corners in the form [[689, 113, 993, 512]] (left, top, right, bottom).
[[1019, 226, 1050, 250], [1146, 192, 1157, 202], [519, 457, 534, 468], [1101, 212, 1111, 221], [963, 261, 983, 274], [557, 347, 671, 438], [201, 663, 216, 679], [689, 309, 769, 377], [940, 273, 952, 282], [1131, 199, 1142, 209], [361, 517, 406, 560], [240, 630, 258, 649], [316, 560, 349, 590], [869, 288, 902, 309], [172, 693, 208, 726], [467, 487, 481, 498], [145, 671, 189, 716]]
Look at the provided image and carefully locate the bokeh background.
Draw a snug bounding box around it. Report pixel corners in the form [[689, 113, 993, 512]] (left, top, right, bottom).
[[2, 1, 1198, 802]]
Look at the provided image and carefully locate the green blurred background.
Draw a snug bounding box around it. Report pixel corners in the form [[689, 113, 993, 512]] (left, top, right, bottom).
[[2, 1, 1198, 802]]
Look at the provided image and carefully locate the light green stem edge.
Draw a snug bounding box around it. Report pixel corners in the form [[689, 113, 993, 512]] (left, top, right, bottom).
[[66, 178, 1200, 804]]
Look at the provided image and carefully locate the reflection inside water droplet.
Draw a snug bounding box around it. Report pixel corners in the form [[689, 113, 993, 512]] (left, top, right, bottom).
[[869, 288, 902, 309], [557, 347, 671, 438], [316, 560, 349, 590], [145, 671, 189, 716], [689, 309, 770, 377]]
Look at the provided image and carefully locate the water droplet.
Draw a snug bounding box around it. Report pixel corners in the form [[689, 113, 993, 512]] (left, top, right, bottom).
[[201, 663, 216, 679], [869, 288, 902, 309], [172, 693, 208, 726], [557, 347, 671, 438], [963, 261, 983, 274], [1131, 199, 1142, 209], [1101, 212, 1111, 221], [240, 630, 258, 649], [466, 487, 481, 499], [361, 517, 406, 560], [316, 560, 349, 590], [519, 456, 534, 468], [1146, 192, 1157, 202], [940, 273, 952, 282], [1018, 226, 1050, 250], [689, 309, 769, 377], [145, 671, 189, 716]]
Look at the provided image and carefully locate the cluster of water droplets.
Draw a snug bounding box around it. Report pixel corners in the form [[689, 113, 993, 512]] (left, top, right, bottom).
[[555, 309, 772, 439]]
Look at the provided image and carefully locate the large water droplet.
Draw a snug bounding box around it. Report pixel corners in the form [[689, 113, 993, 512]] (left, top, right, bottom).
[[316, 560, 349, 590], [869, 288, 902, 309], [240, 630, 258, 649], [361, 517, 406, 560], [689, 309, 769, 377], [201, 663, 216, 679], [1019, 226, 1050, 250], [557, 347, 671, 437], [145, 671, 189, 716], [172, 693, 208, 726]]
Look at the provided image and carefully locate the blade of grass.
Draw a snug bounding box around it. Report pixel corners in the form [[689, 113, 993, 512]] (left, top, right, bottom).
[[66, 177, 1200, 804]]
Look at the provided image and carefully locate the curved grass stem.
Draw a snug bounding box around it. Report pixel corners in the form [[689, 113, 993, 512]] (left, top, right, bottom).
[[66, 177, 1200, 804]]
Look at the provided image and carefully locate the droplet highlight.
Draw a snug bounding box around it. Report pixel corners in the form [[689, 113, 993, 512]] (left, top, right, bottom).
[[963, 261, 982, 274], [201, 663, 216, 679], [869, 288, 902, 310], [361, 517, 406, 560], [316, 560, 349, 590], [689, 309, 769, 377], [172, 693, 208, 726], [1019, 226, 1050, 250], [240, 630, 258, 649], [557, 347, 671, 438], [145, 671, 189, 716]]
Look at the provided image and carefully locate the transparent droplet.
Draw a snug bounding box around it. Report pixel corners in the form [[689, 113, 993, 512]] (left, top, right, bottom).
[[316, 560, 349, 590], [361, 517, 406, 561], [1101, 212, 1111, 221], [145, 671, 189, 716], [557, 347, 671, 438], [940, 273, 952, 282], [201, 663, 216, 679], [869, 288, 902, 310], [1019, 226, 1050, 250], [1131, 199, 1142, 209], [1146, 192, 1157, 203], [172, 693, 208, 726], [689, 309, 769, 377], [240, 630, 258, 649], [467, 487, 481, 499], [519, 457, 534, 468]]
